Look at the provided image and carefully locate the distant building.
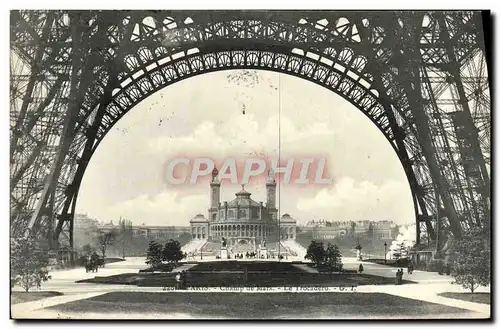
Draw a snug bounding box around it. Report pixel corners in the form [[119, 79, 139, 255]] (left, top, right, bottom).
[[74, 213, 99, 231], [132, 224, 191, 239], [95, 220, 190, 240], [189, 168, 297, 247], [300, 220, 397, 240], [372, 220, 398, 239]]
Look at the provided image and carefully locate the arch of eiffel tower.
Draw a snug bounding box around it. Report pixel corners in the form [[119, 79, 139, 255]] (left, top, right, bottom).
[[10, 10, 491, 258]]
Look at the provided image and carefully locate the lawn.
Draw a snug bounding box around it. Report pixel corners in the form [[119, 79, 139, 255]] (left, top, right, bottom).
[[439, 292, 490, 305], [77, 270, 414, 287], [363, 258, 409, 268], [188, 261, 305, 272], [11, 291, 64, 305], [104, 258, 126, 264], [47, 291, 473, 319]]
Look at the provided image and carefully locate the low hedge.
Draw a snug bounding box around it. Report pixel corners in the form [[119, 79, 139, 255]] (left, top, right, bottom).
[[139, 262, 178, 273]]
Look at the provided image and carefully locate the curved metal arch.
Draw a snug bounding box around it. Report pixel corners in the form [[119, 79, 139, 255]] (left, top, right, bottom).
[[66, 45, 430, 246], [95, 48, 401, 149], [75, 12, 420, 133], [66, 14, 428, 232], [17, 10, 488, 249]]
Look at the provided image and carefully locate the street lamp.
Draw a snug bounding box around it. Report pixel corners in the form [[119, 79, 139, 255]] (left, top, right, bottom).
[[384, 242, 387, 264]]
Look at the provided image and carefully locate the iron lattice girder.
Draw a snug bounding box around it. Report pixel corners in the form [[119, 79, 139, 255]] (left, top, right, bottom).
[[415, 13, 490, 233], [10, 10, 490, 249]]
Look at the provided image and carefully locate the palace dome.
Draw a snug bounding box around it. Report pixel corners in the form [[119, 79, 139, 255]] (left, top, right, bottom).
[[280, 214, 296, 223], [190, 214, 208, 223]]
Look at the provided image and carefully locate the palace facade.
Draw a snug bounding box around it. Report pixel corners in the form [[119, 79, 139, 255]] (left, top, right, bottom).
[[302, 219, 398, 240], [190, 168, 297, 247]]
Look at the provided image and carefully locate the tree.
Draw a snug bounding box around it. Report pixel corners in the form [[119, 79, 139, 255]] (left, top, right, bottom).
[[162, 239, 185, 264], [453, 228, 490, 294], [305, 240, 326, 266], [82, 243, 93, 255], [177, 232, 193, 246], [11, 237, 51, 292], [131, 235, 150, 256], [96, 230, 117, 264], [350, 221, 356, 236], [325, 243, 343, 272], [145, 240, 163, 268], [118, 218, 133, 259]]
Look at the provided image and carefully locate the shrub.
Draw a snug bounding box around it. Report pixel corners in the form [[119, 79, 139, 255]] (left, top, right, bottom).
[[162, 240, 185, 264], [426, 259, 444, 273], [145, 241, 163, 268], [11, 237, 51, 292], [305, 241, 326, 266], [453, 228, 490, 293]]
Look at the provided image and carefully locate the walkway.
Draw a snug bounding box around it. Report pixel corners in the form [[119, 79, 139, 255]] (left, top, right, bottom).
[[292, 264, 318, 273], [10, 257, 490, 319]]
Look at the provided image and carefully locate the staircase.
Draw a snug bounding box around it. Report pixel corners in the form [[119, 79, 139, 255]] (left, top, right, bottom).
[[282, 240, 308, 260], [182, 239, 207, 255], [200, 241, 220, 256], [231, 242, 256, 255]]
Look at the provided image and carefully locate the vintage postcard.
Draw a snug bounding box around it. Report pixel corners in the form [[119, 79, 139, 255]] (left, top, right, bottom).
[[9, 10, 491, 320]]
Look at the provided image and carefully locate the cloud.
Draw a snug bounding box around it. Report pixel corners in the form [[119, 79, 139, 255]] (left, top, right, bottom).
[[147, 113, 336, 158], [78, 70, 411, 226], [296, 177, 414, 223], [106, 190, 207, 226]]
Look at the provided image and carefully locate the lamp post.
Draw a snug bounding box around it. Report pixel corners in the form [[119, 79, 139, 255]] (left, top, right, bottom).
[[384, 242, 387, 264]]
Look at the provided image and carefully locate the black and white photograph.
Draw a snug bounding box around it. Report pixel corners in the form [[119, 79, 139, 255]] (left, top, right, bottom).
[[8, 9, 492, 320]]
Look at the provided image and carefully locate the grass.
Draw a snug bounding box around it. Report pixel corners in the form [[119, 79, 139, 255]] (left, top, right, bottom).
[[139, 263, 178, 273], [439, 292, 490, 305], [77, 270, 414, 287], [104, 258, 126, 264], [188, 261, 306, 272], [11, 291, 64, 305], [47, 291, 472, 319], [363, 258, 409, 268]]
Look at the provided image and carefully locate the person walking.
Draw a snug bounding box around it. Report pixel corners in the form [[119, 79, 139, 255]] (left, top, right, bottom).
[[175, 271, 182, 290], [181, 270, 187, 289], [444, 263, 451, 275], [396, 269, 404, 285], [358, 263, 364, 274]]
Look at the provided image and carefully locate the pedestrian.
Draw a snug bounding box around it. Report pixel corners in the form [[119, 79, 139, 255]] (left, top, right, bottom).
[[399, 268, 404, 284], [181, 270, 187, 289], [395, 269, 400, 285], [358, 263, 364, 273], [445, 263, 451, 275], [407, 261, 412, 274], [175, 271, 181, 290]]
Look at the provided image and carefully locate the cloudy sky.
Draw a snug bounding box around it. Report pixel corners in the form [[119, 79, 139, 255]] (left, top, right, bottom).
[[76, 70, 414, 226]]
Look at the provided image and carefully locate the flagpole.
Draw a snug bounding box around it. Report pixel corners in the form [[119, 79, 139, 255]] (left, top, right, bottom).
[[278, 73, 281, 261]]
